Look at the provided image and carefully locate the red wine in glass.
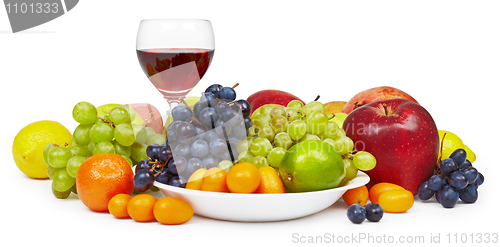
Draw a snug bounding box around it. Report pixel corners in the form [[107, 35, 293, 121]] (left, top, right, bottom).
[[137, 48, 215, 99]]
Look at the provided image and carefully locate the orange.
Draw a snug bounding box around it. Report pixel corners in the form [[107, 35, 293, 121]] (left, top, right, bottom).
[[76, 153, 134, 212], [201, 167, 229, 192], [153, 197, 194, 225], [185, 168, 207, 190], [378, 190, 414, 213], [254, 166, 285, 194], [368, 182, 406, 203], [226, 162, 260, 193], [108, 194, 132, 219], [127, 194, 158, 222], [342, 185, 369, 206]]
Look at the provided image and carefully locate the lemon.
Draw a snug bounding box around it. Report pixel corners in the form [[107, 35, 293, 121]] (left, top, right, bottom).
[[12, 120, 72, 179], [438, 130, 476, 163]]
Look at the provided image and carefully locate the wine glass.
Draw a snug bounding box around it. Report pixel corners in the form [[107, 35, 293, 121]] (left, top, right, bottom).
[[136, 19, 215, 112]]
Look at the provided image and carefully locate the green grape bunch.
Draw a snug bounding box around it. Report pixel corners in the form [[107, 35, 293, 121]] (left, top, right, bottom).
[[43, 101, 167, 199], [245, 98, 377, 185]]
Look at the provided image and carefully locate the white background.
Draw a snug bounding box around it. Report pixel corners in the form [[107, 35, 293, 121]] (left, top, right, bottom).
[[1, 1, 500, 246]]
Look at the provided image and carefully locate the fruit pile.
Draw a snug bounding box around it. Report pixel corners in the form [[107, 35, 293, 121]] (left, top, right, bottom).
[[417, 148, 484, 208], [245, 99, 376, 186], [44, 101, 165, 198], [134, 83, 252, 190]]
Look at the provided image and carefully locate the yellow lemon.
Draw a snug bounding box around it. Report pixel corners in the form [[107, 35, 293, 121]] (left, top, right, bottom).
[[12, 120, 72, 179], [463, 145, 476, 163], [438, 130, 476, 163]]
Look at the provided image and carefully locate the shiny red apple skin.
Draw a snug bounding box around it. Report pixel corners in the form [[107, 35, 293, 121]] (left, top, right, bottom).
[[342, 86, 418, 115], [343, 98, 439, 195], [247, 90, 305, 116]]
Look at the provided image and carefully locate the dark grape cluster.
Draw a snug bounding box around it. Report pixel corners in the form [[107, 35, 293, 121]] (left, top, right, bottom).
[[417, 148, 484, 208], [133, 84, 252, 192]]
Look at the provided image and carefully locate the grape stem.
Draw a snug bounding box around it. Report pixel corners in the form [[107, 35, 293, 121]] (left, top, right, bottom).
[[143, 112, 155, 127], [231, 83, 240, 89], [98, 116, 115, 128], [314, 95, 320, 101]]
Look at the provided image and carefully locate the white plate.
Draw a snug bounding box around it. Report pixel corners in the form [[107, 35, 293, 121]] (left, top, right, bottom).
[[154, 171, 369, 222]]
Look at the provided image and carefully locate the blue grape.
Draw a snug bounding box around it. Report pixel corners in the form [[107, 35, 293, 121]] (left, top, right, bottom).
[[166, 130, 179, 143], [234, 99, 251, 118], [458, 184, 478, 203], [134, 169, 155, 192], [193, 102, 204, 119], [417, 181, 435, 201], [191, 140, 209, 158], [166, 120, 183, 133], [168, 175, 187, 188], [221, 108, 238, 123], [215, 122, 232, 138], [449, 148, 467, 166], [215, 101, 230, 114], [193, 127, 206, 141], [232, 120, 248, 140], [155, 168, 171, 185], [462, 167, 478, 184], [449, 171, 468, 190], [364, 203, 383, 222], [205, 84, 223, 98], [428, 175, 446, 191], [134, 160, 152, 173], [199, 107, 218, 127], [440, 158, 458, 175], [346, 204, 366, 224], [200, 92, 217, 108], [244, 117, 253, 128], [188, 158, 203, 170], [459, 159, 472, 170], [210, 139, 227, 156], [167, 156, 187, 174], [176, 121, 195, 140], [172, 105, 193, 121], [202, 155, 219, 169], [174, 144, 190, 157], [204, 130, 219, 143], [158, 146, 172, 164], [474, 172, 484, 187], [146, 144, 161, 161], [438, 185, 459, 208], [218, 87, 236, 101]]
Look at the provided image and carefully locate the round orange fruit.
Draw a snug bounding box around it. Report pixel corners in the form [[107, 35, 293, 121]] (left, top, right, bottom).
[[108, 194, 132, 219], [127, 194, 158, 222], [226, 162, 260, 193], [201, 167, 229, 192], [153, 197, 194, 225], [254, 166, 285, 194], [342, 185, 369, 206], [76, 153, 134, 212]]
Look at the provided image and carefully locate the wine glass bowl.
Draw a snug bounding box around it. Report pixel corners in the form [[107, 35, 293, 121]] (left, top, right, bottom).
[[136, 19, 215, 107]]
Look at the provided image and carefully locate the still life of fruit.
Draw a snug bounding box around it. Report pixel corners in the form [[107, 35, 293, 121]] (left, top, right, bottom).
[[12, 84, 482, 224]]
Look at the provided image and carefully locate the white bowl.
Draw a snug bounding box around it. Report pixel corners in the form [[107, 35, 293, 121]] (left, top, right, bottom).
[[154, 171, 369, 222]]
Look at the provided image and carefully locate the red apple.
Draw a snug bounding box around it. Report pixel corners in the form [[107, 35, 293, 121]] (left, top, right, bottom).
[[342, 86, 418, 115], [247, 90, 304, 116], [343, 98, 439, 195], [125, 103, 164, 134]]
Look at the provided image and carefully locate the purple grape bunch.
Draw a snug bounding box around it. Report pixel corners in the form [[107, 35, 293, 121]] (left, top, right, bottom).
[[417, 148, 484, 208], [133, 84, 252, 192]]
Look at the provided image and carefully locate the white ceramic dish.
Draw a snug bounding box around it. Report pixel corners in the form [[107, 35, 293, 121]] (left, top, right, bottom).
[[154, 171, 369, 222]]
